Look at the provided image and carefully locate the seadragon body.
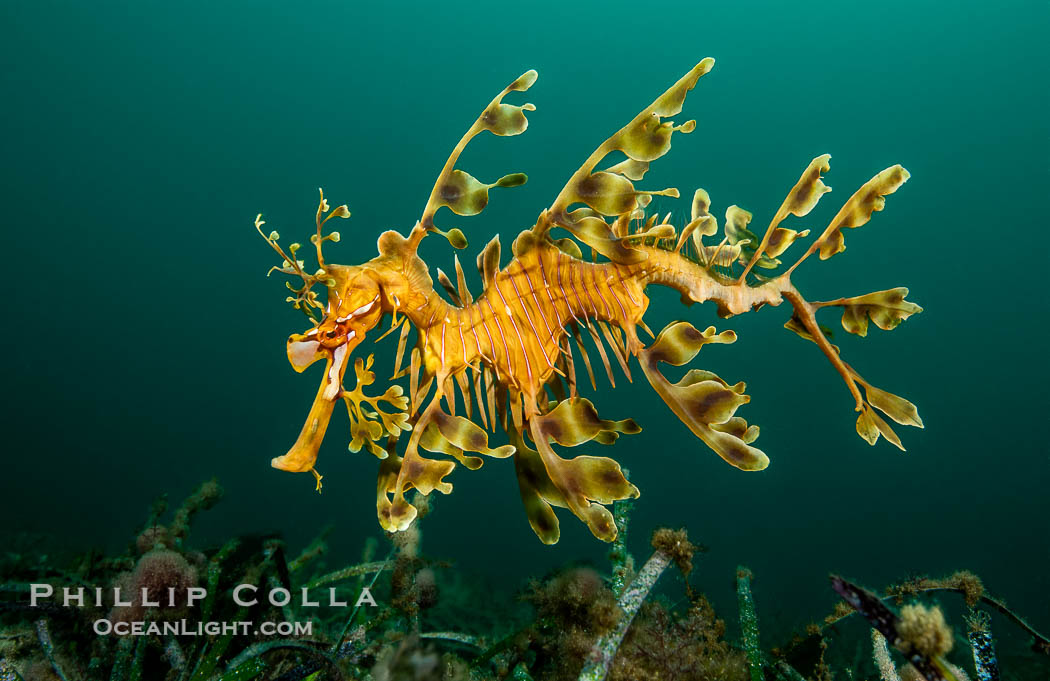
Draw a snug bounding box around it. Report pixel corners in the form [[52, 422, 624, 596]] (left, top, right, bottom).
[[255, 59, 924, 544]]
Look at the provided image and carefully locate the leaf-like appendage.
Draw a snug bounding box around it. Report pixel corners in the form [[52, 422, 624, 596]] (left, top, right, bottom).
[[724, 205, 756, 246], [817, 165, 910, 260], [864, 383, 923, 429], [420, 423, 483, 470], [430, 410, 515, 458], [618, 114, 676, 162], [639, 321, 767, 471], [508, 399, 641, 543], [508, 69, 538, 92], [645, 321, 736, 367], [604, 158, 650, 181], [377, 451, 457, 532], [552, 237, 583, 259], [558, 213, 648, 265], [512, 434, 565, 544], [544, 59, 713, 250], [342, 356, 411, 460], [737, 155, 830, 278], [680, 187, 720, 257], [537, 398, 640, 447], [856, 404, 903, 451], [691, 187, 711, 223], [496, 172, 528, 188], [784, 289, 922, 450], [763, 227, 810, 258], [436, 170, 496, 216], [528, 413, 639, 543], [711, 416, 760, 444], [782, 154, 832, 218], [416, 70, 537, 247], [678, 380, 750, 424], [574, 172, 638, 216], [783, 315, 840, 350], [482, 101, 536, 137], [820, 287, 923, 336], [725, 205, 778, 269], [651, 58, 714, 116]]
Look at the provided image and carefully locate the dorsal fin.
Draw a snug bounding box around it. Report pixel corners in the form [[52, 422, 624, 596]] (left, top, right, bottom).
[[436, 268, 462, 305], [476, 235, 501, 290], [454, 254, 473, 304]]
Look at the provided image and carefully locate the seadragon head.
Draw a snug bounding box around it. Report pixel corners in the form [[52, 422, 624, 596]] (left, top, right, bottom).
[[254, 200, 414, 490], [284, 264, 382, 375]]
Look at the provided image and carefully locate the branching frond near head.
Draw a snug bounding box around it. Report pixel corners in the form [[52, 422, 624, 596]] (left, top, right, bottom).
[[255, 188, 351, 321]]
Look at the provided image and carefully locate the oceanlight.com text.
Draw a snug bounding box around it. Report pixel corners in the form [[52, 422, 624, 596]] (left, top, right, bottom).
[[92, 619, 313, 637]]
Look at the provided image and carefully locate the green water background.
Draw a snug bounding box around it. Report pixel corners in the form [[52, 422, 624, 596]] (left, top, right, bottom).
[[3, 0, 1047, 641]]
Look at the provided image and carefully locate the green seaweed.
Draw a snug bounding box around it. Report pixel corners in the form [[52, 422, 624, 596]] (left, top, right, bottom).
[[0, 478, 1044, 681]]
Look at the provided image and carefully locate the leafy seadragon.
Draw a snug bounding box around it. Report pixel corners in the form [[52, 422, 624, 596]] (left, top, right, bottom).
[[255, 59, 924, 544]]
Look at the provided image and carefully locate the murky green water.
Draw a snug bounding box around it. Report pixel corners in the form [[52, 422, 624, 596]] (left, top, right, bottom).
[[2, 0, 1047, 676]]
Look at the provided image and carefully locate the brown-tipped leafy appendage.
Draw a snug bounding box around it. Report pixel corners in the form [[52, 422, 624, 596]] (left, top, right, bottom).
[[639, 322, 768, 471], [413, 70, 537, 249], [254, 58, 925, 544], [815, 287, 923, 337]]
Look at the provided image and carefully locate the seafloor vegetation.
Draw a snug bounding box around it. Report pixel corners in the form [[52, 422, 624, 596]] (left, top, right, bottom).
[[1, 481, 1046, 681]]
